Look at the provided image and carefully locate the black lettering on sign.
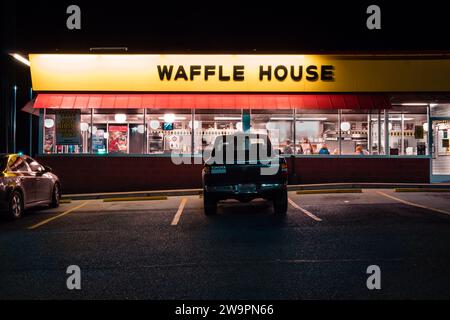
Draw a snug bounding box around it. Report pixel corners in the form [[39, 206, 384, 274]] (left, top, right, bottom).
[[274, 66, 288, 81], [321, 65, 335, 81], [259, 66, 271, 81], [306, 65, 319, 81], [190, 65, 201, 81], [291, 66, 303, 81], [157, 65, 173, 80], [204, 65, 216, 81], [218, 66, 230, 81], [233, 65, 245, 81], [174, 66, 188, 81]]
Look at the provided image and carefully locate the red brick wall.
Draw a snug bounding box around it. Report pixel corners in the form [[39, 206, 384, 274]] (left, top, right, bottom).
[[36, 155, 430, 194]]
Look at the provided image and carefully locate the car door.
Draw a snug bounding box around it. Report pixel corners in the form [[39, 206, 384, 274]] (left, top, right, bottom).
[[24, 156, 53, 202], [8, 155, 36, 204]]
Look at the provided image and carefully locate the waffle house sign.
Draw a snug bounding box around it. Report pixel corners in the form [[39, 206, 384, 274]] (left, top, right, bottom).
[[29, 54, 450, 92]]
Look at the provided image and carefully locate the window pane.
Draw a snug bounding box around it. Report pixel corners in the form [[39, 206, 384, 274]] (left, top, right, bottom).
[[431, 103, 450, 117], [146, 109, 192, 155], [194, 109, 242, 155], [252, 109, 294, 155], [341, 110, 370, 155], [43, 109, 90, 154], [389, 106, 428, 156], [92, 109, 144, 154], [8, 156, 29, 172], [296, 109, 338, 155]]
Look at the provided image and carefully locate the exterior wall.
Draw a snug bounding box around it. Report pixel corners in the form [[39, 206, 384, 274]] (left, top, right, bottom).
[[36, 155, 430, 194]]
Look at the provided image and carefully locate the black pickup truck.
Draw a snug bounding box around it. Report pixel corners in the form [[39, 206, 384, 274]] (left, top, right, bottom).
[[202, 133, 288, 215]]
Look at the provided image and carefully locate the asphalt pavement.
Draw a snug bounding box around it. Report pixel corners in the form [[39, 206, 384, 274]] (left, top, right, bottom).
[[1, 189, 450, 299]]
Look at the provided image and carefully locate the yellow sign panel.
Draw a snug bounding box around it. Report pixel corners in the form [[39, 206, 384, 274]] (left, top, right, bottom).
[[29, 54, 450, 92]]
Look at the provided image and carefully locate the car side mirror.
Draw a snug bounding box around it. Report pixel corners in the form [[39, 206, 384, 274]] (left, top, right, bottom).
[[43, 165, 53, 173]]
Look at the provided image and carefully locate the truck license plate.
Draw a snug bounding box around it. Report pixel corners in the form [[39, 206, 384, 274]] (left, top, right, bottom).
[[211, 166, 226, 174], [238, 184, 257, 192]]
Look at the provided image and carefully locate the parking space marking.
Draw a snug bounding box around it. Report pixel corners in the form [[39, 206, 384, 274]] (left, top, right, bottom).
[[171, 197, 188, 226], [288, 198, 322, 221], [27, 201, 89, 230], [377, 191, 450, 216]]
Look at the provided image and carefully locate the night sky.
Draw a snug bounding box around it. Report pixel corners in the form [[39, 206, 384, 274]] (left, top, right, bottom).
[[3, 1, 450, 53]]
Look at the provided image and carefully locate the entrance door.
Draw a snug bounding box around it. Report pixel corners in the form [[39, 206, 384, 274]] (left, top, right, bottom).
[[432, 120, 450, 181]]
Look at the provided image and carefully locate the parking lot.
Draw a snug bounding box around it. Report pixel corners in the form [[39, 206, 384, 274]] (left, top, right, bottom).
[[1, 189, 450, 299]]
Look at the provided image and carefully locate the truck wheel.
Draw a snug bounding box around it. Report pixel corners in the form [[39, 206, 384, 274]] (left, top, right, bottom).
[[8, 190, 24, 220], [203, 191, 217, 215], [273, 190, 288, 215]]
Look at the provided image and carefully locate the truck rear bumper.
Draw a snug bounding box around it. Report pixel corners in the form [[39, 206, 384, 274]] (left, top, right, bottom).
[[205, 183, 286, 200]]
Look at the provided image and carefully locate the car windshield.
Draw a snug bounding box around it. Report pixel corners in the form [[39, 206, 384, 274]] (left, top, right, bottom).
[[0, 155, 8, 171], [212, 134, 274, 163]]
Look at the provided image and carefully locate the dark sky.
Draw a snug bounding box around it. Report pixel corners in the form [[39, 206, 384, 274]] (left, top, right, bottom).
[[3, 0, 450, 53]]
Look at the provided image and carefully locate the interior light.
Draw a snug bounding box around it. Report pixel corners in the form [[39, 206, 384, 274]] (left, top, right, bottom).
[[115, 113, 127, 123], [137, 125, 145, 134], [80, 122, 89, 132], [423, 122, 429, 132], [159, 114, 187, 122], [269, 117, 294, 121], [340, 122, 351, 131], [236, 122, 243, 131], [296, 117, 328, 121], [214, 116, 242, 121], [44, 118, 54, 128], [149, 120, 160, 130], [11, 53, 31, 67], [91, 126, 97, 135], [400, 103, 428, 106]]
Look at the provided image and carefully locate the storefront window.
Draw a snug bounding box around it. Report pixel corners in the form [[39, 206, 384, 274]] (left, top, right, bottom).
[[367, 110, 387, 155], [40, 106, 429, 157], [388, 106, 428, 156], [340, 110, 370, 155], [431, 103, 450, 117], [43, 108, 91, 154], [146, 109, 192, 155], [251, 109, 294, 155], [295, 110, 339, 155], [92, 109, 145, 154], [194, 109, 242, 155]]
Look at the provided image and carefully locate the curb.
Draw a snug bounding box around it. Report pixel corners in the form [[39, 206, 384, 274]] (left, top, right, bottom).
[[61, 183, 450, 201], [296, 189, 362, 195]]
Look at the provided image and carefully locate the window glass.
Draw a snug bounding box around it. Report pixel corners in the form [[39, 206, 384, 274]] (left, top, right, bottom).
[[388, 106, 428, 155], [295, 109, 339, 155], [340, 110, 370, 155], [8, 156, 29, 172], [93, 109, 145, 154], [146, 109, 192, 155], [194, 109, 242, 156], [43, 108, 91, 154], [431, 104, 450, 117], [252, 109, 294, 155], [24, 157, 44, 172]]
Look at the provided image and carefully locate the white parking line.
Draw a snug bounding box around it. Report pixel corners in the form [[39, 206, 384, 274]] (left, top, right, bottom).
[[288, 198, 322, 221], [171, 197, 188, 226], [377, 191, 450, 216]]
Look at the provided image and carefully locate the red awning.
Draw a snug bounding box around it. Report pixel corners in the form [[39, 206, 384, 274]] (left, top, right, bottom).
[[33, 93, 391, 110]]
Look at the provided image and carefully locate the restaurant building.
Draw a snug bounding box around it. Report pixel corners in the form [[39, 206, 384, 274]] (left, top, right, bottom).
[[23, 54, 450, 193]]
